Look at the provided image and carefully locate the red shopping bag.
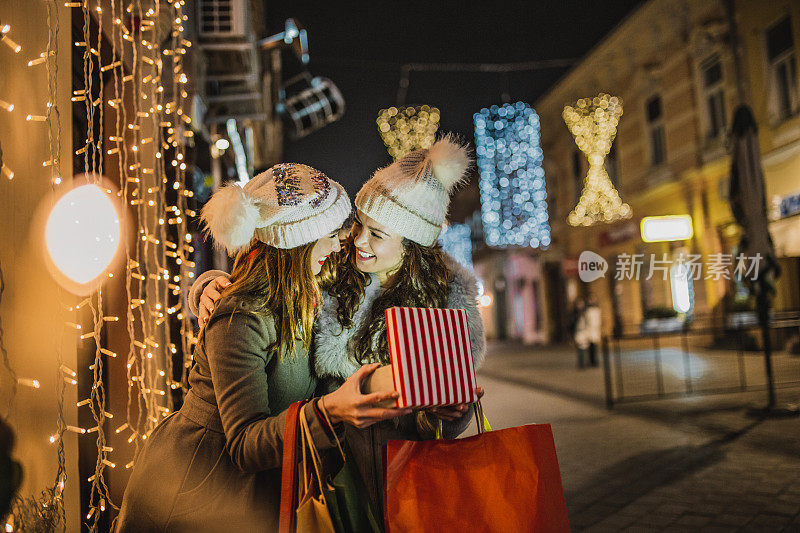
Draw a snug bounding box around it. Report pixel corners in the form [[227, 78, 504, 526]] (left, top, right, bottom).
[[384, 418, 570, 532]]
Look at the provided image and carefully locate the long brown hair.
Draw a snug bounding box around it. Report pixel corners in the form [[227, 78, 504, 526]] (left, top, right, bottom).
[[325, 236, 450, 364], [222, 240, 319, 360]]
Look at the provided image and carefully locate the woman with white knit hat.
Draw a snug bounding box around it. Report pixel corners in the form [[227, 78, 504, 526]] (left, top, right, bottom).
[[116, 164, 412, 532], [191, 136, 487, 516]]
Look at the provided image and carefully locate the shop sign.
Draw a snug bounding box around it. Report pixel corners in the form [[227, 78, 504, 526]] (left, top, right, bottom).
[[641, 215, 694, 242], [598, 221, 638, 247]]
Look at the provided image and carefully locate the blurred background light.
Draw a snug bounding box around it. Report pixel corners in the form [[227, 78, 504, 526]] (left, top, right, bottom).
[[438, 222, 473, 271], [45, 184, 120, 286], [474, 102, 551, 248], [641, 215, 694, 242], [377, 105, 440, 160], [563, 93, 631, 226]]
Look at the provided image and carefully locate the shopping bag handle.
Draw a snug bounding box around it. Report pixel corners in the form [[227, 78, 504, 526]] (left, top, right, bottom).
[[318, 396, 346, 461], [279, 400, 308, 533], [299, 404, 329, 503], [475, 400, 492, 434], [434, 400, 492, 439]]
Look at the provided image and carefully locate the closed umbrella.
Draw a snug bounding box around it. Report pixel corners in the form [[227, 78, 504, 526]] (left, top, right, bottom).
[[728, 104, 784, 412]]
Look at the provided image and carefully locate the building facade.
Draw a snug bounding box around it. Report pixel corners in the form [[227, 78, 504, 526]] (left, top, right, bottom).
[[530, 0, 800, 340], [738, 0, 800, 312]]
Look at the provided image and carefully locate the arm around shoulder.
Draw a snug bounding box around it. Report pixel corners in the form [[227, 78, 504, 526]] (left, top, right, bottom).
[[188, 269, 230, 318]]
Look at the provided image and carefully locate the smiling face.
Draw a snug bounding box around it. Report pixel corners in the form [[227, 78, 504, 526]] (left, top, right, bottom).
[[351, 210, 405, 282], [310, 229, 342, 275]]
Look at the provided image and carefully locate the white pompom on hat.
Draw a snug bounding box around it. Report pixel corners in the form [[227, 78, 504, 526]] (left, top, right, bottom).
[[355, 134, 471, 246], [201, 163, 351, 254]]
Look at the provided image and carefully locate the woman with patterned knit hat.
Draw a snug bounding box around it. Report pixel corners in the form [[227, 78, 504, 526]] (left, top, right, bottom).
[[191, 136, 487, 515], [116, 164, 412, 532]]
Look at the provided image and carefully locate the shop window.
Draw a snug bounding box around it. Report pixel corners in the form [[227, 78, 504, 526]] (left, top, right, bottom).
[[645, 95, 666, 166], [766, 16, 799, 121], [701, 55, 727, 140]]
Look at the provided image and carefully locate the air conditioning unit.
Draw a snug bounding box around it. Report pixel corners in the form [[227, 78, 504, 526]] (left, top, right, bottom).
[[198, 0, 247, 38]]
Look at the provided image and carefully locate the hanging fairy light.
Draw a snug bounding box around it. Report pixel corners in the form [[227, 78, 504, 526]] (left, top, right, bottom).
[[474, 102, 551, 248], [563, 93, 631, 226], [438, 223, 473, 270], [0, 23, 21, 53], [376, 105, 440, 160]]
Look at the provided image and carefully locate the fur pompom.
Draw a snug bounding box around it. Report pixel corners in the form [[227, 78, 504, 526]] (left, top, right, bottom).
[[201, 183, 261, 255], [427, 135, 471, 193]]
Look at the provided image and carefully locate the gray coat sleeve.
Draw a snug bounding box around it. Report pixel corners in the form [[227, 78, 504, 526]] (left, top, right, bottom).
[[203, 311, 336, 472], [188, 269, 230, 318]]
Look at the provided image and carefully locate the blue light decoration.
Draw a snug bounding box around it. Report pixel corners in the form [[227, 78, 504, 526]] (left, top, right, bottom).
[[438, 223, 473, 270], [474, 102, 551, 248]]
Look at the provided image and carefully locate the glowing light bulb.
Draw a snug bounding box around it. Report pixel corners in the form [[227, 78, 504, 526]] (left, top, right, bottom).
[[45, 184, 121, 286]]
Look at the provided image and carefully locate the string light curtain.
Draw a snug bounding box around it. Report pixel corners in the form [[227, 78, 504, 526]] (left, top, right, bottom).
[[1, 2, 70, 529], [563, 93, 631, 226], [474, 102, 551, 248], [376, 105, 440, 160], [3, 1, 196, 530]]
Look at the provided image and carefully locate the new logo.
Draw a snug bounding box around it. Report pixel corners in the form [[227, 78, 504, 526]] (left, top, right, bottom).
[[578, 251, 608, 282]]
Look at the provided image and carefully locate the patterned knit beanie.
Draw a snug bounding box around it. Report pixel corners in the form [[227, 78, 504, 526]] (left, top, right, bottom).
[[355, 135, 471, 246], [201, 163, 351, 254]]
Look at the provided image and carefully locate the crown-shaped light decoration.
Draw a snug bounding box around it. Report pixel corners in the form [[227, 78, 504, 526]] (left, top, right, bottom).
[[376, 105, 440, 160], [563, 93, 631, 226]]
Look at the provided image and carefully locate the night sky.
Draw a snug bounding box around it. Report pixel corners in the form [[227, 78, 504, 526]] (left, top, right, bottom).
[[267, 0, 643, 219]]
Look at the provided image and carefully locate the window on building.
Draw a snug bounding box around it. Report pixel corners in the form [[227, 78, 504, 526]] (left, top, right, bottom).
[[767, 16, 798, 120], [605, 143, 619, 187], [646, 95, 667, 166], [701, 55, 727, 140], [572, 149, 583, 203]]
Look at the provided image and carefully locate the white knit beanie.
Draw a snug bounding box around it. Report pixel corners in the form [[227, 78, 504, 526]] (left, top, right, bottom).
[[201, 163, 351, 254], [355, 135, 471, 246]]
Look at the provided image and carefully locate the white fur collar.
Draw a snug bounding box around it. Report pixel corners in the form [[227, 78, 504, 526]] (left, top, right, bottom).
[[312, 254, 486, 382]]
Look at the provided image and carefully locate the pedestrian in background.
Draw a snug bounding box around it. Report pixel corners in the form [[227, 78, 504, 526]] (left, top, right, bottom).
[[585, 297, 602, 367], [572, 299, 588, 368], [574, 297, 602, 368]]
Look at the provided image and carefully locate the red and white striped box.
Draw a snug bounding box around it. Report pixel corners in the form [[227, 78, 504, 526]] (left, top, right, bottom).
[[385, 307, 478, 408]]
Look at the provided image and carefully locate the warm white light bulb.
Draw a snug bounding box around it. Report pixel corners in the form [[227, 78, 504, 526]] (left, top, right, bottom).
[[45, 184, 121, 284]]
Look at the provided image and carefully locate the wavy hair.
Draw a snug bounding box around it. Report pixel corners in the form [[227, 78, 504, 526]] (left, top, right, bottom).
[[325, 236, 451, 364], [222, 240, 319, 360]]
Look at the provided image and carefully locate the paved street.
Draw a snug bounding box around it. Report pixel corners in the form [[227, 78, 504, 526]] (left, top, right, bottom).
[[473, 342, 800, 532]]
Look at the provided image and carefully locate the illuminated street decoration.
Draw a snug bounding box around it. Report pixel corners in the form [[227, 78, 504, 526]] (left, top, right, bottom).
[[563, 93, 631, 226], [474, 102, 551, 248], [377, 105, 440, 160], [641, 215, 694, 242], [438, 223, 473, 270]]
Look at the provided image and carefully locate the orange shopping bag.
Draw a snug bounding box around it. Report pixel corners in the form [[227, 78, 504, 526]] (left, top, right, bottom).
[[384, 409, 570, 532]]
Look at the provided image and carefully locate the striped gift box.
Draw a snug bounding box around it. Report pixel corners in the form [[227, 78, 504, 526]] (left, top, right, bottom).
[[385, 307, 478, 408]]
